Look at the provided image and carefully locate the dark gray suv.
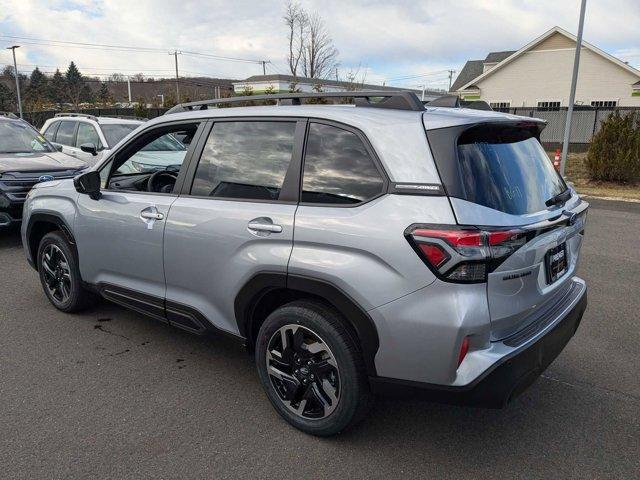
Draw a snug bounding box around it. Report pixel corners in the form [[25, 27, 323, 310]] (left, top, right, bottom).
[[21, 92, 588, 436]]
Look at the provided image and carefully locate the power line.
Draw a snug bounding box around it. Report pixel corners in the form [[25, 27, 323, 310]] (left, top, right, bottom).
[[0, 34, 268, 65]]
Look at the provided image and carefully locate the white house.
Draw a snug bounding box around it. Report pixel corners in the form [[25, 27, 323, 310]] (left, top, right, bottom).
[[451, 26, 640, 108]]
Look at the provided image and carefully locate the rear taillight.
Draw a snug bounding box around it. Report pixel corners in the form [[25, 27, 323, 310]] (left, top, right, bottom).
[[406, 225, 528, 283]]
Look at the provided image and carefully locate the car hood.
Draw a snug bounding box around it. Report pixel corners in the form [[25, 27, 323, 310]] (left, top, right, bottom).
[[0, 151, 86, 174]]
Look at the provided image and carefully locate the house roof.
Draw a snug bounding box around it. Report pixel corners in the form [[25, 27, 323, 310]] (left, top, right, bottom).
[[449, 51, 516, 91], [449, 60, 484, 92], [483, 50, 516, 64], [236, 74, 442, 96], [454, 26, 640, 92]]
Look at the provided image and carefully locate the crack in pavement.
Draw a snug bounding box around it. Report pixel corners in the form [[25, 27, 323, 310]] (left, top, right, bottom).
[[541, 373, 640, 403]]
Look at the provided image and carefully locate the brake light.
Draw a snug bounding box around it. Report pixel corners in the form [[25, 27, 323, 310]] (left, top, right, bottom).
[[458, 337, 470, 367], [406, 225, 528, 283]]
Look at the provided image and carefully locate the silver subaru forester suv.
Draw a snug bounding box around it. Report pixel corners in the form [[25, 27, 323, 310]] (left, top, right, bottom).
[[22, 92, 588, 436]]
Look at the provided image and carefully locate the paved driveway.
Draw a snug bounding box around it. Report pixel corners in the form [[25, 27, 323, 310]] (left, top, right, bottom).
[[1, 198, 639, 479]]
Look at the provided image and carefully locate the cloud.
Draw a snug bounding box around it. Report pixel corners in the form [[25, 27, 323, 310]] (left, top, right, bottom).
[[0, 0, 638, 91]]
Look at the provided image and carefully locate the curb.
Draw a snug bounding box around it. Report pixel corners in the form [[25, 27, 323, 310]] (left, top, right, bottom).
[[579, 194, 640, 204]]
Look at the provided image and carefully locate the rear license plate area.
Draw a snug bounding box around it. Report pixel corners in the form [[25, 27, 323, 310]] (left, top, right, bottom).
[[545, 243, 567, 284]]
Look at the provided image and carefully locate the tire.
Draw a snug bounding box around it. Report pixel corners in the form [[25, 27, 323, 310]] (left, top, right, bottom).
[[37, 231, 96, 313], [255, 300, 373, 436]]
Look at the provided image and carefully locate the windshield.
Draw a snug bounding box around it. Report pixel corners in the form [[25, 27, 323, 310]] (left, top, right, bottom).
[[457, 128, 566, 215], [101, 123, 139, 147], [0, 120, 54, 154]]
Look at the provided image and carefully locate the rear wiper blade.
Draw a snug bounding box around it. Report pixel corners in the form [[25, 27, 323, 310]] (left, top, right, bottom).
[[545, 189, 571, 207]]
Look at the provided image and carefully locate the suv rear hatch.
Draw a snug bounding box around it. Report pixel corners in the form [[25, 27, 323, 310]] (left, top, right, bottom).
[[423, 118, 588, 340]]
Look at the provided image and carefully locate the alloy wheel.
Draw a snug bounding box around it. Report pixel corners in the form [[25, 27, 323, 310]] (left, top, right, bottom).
[[41, 244, 72, 304], [265, 324, 340, 419]]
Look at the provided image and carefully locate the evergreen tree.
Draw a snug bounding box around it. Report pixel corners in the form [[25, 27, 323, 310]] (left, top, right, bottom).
[[98, 82, 111, 105], [65, 61, 86, 108], [0, 82, 14, 110], [26, 67, 48, 108], [48, 69, 66, 108]]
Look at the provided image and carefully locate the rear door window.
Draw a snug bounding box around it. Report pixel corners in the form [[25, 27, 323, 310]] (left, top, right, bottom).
[[457, 126, 566, 215], [301, 123, 384, 205], [55, 121, 78, 146], [191, 121, 297, 201]]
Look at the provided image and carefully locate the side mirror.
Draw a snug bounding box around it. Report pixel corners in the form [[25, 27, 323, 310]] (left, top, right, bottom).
[[74, 171, 101, 200], [80, 143, 98, 156], [53, 143, 63, 152]]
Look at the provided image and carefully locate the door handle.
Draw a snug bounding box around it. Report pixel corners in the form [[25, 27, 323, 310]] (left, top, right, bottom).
[[248, 217, 283, 235], [140, 206, 164, 229], [140, 211, 164, 220]]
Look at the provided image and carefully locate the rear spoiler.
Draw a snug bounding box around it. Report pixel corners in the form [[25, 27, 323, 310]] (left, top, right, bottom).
[[426, 95, 493, 111]]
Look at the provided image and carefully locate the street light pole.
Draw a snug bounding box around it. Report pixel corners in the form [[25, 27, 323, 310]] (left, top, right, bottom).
[[7, 45, 23, 118], [560, 0, 587, 177], [127, 76, 132, 104]]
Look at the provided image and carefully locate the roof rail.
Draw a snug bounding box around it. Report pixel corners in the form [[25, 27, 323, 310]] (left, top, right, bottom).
[[0, 111, 19, 119], [54, 112, 99, 121], [99, 115, 148, 122], [165, 91, 425, 115]]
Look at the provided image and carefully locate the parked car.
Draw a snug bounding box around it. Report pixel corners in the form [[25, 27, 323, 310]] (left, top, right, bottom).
[[41, 113, 144, 166], [22, 92, 588, 436], [0, 112, 85, 228]]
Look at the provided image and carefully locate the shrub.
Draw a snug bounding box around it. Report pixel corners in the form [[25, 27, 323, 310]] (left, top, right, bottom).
[[586, 111, 640, 182]]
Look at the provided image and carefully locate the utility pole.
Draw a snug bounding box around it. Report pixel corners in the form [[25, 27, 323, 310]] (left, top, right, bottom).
[[7, 45, 22, 118], [170, 51, 181, 102], [447, 70, 456, 91], [262, 60, 267, 75], [560, 0, 587, 177], [126, 76, 132, 104], [420, 85, 426, 101]]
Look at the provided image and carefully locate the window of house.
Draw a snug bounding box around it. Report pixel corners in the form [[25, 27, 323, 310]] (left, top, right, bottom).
[[489, 102, 511, 110], [590, 100, 617, 108], [301, 123, 385, 205], [537, 101, 561, 111], [191, 121, 297, 201], [55, 121, 77, 146]]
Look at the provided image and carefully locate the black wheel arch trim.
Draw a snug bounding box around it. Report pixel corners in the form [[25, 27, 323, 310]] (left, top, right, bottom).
[[234, 272, 380, 376], [25, 212, 76, 270]]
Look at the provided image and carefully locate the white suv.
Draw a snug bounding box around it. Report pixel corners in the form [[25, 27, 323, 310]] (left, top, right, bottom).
[[41, 114, 144, 166]]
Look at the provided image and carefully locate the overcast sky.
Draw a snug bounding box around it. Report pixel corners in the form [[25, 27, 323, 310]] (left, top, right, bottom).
[[0, 0, 639, 91]]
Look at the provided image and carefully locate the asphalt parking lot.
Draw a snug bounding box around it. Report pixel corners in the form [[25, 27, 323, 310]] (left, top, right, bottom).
[[1, 198, 639, 479]]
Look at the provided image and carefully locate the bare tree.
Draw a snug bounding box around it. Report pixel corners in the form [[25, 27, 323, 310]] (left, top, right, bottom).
[[301, 13, 339, 79], [284, 2, 306, 77], [284, 3, 338, 80]]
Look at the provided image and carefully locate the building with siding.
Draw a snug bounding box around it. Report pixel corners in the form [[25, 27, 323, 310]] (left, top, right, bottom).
[[451, 26, 640, 108]]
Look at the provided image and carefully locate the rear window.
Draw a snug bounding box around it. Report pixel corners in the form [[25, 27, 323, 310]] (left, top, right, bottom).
[[457, 126, 566, 215]]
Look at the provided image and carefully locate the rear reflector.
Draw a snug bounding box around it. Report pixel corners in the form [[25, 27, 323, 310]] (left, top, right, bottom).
[[406, 224, 528, 283]]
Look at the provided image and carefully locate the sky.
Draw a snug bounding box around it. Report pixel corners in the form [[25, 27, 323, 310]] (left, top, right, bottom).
[[0, 0, 639, 91]]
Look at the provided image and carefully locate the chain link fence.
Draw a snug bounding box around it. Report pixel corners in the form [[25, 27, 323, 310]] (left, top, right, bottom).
[[498, 107, 640, 151]]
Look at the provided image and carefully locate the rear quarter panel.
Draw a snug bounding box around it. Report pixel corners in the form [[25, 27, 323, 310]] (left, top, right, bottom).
[[288, 194, 456, 310]]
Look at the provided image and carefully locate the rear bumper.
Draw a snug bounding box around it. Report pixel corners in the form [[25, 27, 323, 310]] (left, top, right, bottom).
[[370, 279, 587, 408]]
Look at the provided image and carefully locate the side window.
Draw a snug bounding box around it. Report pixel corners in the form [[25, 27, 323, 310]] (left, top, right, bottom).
[[105, 123, 200, 193], [302, 123, 384, 205], [43, 121, 59, 141], [191, 121, 297, 201], [55, 121, 77, 146], [76, 123, 102, 149]]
